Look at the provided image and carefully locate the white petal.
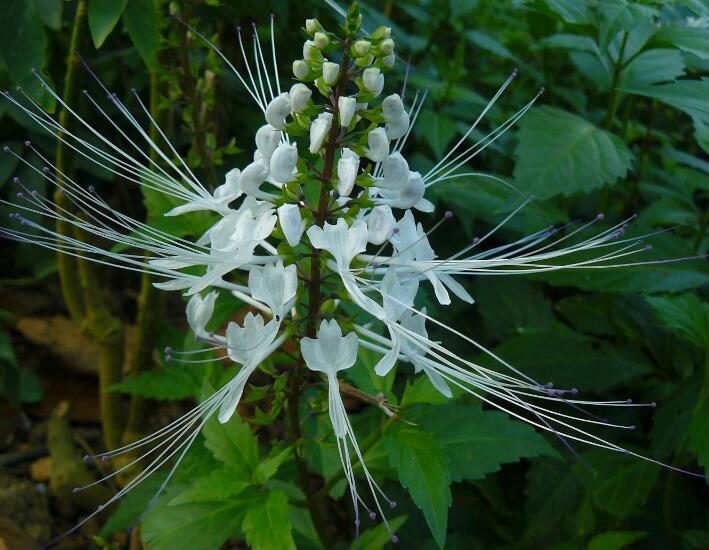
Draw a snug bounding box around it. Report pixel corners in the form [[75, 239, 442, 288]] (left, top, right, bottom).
[[309, 112, 333, 154], [366, 127, 389, 162], [277, 203, 305, 247], [337, 148, 360, 197], [382, 94, 404, 122], [265, 92, 291, 130], [367, 205, 395, 245], [386, 111, 410, 140], [380, 153, 409, 190], [322, 61, 340, 85], [269, 142, 298, 184], [289, 83, 312, 113], [338, 96, 357, 127]]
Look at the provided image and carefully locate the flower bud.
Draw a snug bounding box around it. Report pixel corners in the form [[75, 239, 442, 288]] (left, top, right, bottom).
[[322, 61, 339, 86], [381, 152, 409, 189], [277, 203, 305, 247], [396, 171, 425, 209], [362, 67, 384, 96], [305, 19, 320, 34], [303, 40, 315, 60], [338, 96, 357, 128], [293, 60, 309, 80], [265, 92, 291, 130], [240, 159, 270, 199], [337, 148, 360, 197], [353, 40, 371, 56], [290, 83, 312, 113], [381, 54, 396, 69], [382, 93, 404, 123], [270, 142, 298, 184], [309, 112, 333, 154], [379, 38, 394, 55], [366, 127, 389, 162], [255, 124, 281, 160], [314, 32, 329, 49], [386, 110, 410, 140], [367, 205, 395, 245], [370, 25, 391, 40]]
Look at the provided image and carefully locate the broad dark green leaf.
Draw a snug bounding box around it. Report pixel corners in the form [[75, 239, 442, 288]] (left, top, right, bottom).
[[619, 49, 685, 88], [646, 293, 709, 349], [0, 0, 55, 111], [532, 0, 593, 24], [523, 459, 579, 541], [168, 468, 249, 506], [347, 515, 408, 550], [109, 362, 199, 400], [241, 490, 297, 550], [101, 473, 167, 536], [587, 531, 647, 550], [410, 404, 558, 482], [652, 26, 709, 61], [88, 0, 129, 48], [34, 0, 63, 30], [537, 34, 599, 54], [400, 375, 451, 407], [466, 30, 520, 62], [384, 423, 451, 547], [414, 110, 458, 159], [513, 107, 633, 199], [124, 0, 160, 69]]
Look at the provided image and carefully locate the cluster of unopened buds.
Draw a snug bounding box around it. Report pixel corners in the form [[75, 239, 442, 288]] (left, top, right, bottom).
[[1, 3, 702, 544]]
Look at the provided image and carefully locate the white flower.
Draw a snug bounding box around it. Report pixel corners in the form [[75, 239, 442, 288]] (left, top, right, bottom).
[[322, 61, 340, 85], [186, 291, 218, 339], [255, 124, 281, 160], [289, 83, 312, 113], [269, 142, 298, 184], [309, 112, 333, 154], [239, 159, 275, 200], [380, 38, 394, 55], [293, 60, 309, 80], [265, 92, 291, 130], [248, 260, 297, 318], [362, 67, 384, 96], [376, 171, 425, 210], [338, 96, 357, 127], [366, 127, 389, 162], [303, 40, 315, 60], [277, 203, 305, 247], [221, 312, 280, 423], [305, 18, 319, 34], [337, 148, 359, 197], [382, 94, 404, 123], [367, 205, 395, 245], [301, 319, 358, 381], [307, 219, 385, 319], [314, 32, 329, 49], [386, 110, 409, 140], [165, 169, 242, 216], [380, 152, 409, 190]]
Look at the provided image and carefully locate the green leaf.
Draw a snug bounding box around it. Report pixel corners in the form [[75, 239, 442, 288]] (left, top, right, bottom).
[[141, 486, 250, 550], [109, 362, 199, 400], [400, 375, 451, 407], [513, 106, 633, 199], [124, 0, 160, 69], [466, 30, 519, 62], [414, 110, 458, 159], [537, 34, 599, 54], [533, 0, 593, 24], [88, 0, 128, 48], [383, 423, 451, 547], [619, 49, 686, 88], [241, 490, 297, 550], [472, 277, 553, 338], [345, 345, 397, 401], [101, 473, 167, 536], [34, 0, 63, 30], [652, 26, 709, 61], [255, 444, 292, 483], [347, 515, 408, 550], [0, 0, 55, 111], [203, 414, 259, 479], [410, 404, 558, 482], [168, 468, 249, 506], [587, 531, 647, 550], [646, 293, 709, 349], [524, 459, 579, 541]]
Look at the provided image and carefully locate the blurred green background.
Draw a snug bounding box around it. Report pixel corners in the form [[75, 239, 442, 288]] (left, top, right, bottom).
[[0, 0, 707, 548]]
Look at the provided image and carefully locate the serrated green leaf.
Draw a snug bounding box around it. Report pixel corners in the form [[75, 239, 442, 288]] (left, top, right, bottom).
[[400, 375, 451, 407], [414, 110, 458, 159], [524, 459, 579, 541], [109, 363, 199, 400], [410, 404, 558, 482], [533, 0, 593, 24], [203, 414, 259, 478], [255, 445, 292, 483], [242, 490, 296, 550], [141, 485, 250, 550], [619, 49, 686, 88], [168, 468, 248, 506], [0, 0, 55, 111], [383, 423, 451, 547], [88, 0, 128, 48], [347, 515, 408, 550], [652, 26, 709, 61], [587, 530, 647, 550], [646, 293, 709, 349], [513, 107, 633, 199], [124, 0, 160, 69]]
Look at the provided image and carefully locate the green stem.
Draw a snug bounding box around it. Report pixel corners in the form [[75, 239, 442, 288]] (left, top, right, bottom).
[[603, 31, 628, 131]]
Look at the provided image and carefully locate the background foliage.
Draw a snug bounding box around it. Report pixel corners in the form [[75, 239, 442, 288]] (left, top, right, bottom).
[[0, 0, 707, 548]]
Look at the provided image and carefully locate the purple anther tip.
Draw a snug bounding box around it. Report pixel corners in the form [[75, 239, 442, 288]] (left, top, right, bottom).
[[24, 140, 31, 147], [600, 418, 609, 424], [511, 68, 519, 77], [389, 500, 397, 508], [17, 192, 23, 198], [31, 67, 38, 74], [570, 388, 578, 395], [73, 487, 80, 494], [42, 166, 50, 172], [645, 244, 653, 251], [629, 425, 636, 430], [83, 454, 90, 462], [270, 13, 275, 19], [82, 89, 88, 95], [15, 86, 22, 92], [472, 237, 480, 245], [2, 146, 9, 153], [131, 87, 137, 93], [208, 331, 215, 338], [236, 25, 242, 32], [392, 227, 400, 234], [650, 401, 657, 408], [444, 210, 453, 219], [101, 455, 109, 462], [97, 504, 104, 511], [596, 212, 604, 220], [13, 177, 19, 184], [538, 86, 546, 95], [354, 519, 360, 527], [392, 535, 399, 544], [631, 213, 638, 219], [165, 354, 172, 363], [626, 399, 633, 404], [88, 185, 95, 193], [369, 512, 376, 520]]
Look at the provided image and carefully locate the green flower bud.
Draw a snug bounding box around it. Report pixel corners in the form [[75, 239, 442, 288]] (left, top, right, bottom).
[[314, 32, 329, 49], [353, 40, 371, 57], [293, 60, 309, 80]]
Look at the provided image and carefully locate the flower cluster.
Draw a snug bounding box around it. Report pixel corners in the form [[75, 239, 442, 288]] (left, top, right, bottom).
[[0, 4, 696, 544]]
